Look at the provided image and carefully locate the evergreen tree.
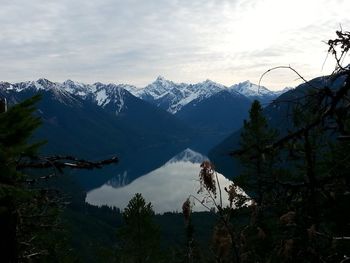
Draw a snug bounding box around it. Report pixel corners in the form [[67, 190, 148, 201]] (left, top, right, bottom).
[[229, 31, 350, 262], [0, 94, 119, 262], [236, 100, 278, 205], [117, 193, 161, 263], [0, 95, 43, 262], [0, 95, 80, 262]]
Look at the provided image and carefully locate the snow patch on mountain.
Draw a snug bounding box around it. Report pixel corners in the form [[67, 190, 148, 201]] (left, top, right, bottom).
[[230, 81, 274, 97], [230, 80, 293, 98], [6, 78, 81, 105], [95, 88, 109, 106], [130, 76, 226, 113], [63, 79, 95, 97], [2, 79, 134, 114], [126, 77, 291, 114], [89, 83, 132, 114], [2, 77, 292, 114], [142, 76, 183, 100]]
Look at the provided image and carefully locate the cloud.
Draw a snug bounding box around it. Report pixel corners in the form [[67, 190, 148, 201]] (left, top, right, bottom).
[[0, 0, 349, 88]]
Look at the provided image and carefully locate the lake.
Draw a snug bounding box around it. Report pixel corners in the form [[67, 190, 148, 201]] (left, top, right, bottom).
[[86, 148, 247, 213]]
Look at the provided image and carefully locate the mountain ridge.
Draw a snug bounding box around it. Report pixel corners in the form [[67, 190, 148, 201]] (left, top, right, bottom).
[[0, 79, 195, 190], [1, 77, 291, 114], [208, 73, 346, 179]]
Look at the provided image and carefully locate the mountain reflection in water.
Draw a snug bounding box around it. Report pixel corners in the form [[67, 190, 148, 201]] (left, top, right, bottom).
[[86, 149, 247, 213]]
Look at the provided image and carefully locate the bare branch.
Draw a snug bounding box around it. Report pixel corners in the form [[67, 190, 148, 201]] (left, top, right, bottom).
[[258, 65, 318, 91], [17, 155, 119, 172]]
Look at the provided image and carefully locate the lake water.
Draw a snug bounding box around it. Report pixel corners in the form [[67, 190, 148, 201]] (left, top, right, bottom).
[[86, 149, 246, 213]]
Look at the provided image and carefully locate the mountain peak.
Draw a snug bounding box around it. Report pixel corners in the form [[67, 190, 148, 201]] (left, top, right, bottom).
[[230, 81, 272, 97], [149, 76, 175, 87], [36, 78, 54, 86], [156, 75, 166, 81], [134, 78, 227, 114], [199, 79, 226, 89], [237, 80, 257, 88], [241, 80, 252, 86], [153, 76, 174, 85], [203, 79, 216, 85], [31, 78, 57, 91], [63, 79, 80, 86]]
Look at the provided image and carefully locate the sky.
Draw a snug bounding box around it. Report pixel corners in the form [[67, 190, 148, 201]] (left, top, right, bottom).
[[1, 0, 349, 90]]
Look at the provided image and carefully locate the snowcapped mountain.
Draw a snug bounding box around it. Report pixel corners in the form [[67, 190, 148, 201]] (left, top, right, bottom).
[[130, 76, 226, 114], [92, 83, 130, 115], [125, 77, 291, 113], [0, 78, 140, 115], [1, 77, 293, 116], [230, 81, 293, 104], [2, 77, 292, 115], [1, 78, 197, 190], [1, 77, 291, 156], [0, 78, 82, 105], [62, 79, 93, 98], [61, 80, 139, 115], [230, 81, 275, 97], [0, 76, 293, 189]]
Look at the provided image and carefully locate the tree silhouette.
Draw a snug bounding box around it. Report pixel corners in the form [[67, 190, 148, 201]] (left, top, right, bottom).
[[230, 29, 350, 262], [184, 30, 350, 263], [0, 95, 119, 261], [0, 95, 43, 262], [117, 193, 161, 263], [235, 100, 278, 205]]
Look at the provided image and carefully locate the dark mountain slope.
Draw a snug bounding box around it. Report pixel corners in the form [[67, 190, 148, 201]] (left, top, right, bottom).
[[209, 74, 347, 179], [175, 90, 252, 153], [0, 82, 194, 190]]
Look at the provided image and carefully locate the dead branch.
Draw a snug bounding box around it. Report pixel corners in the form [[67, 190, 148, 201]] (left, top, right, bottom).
[[17, 155, 119, 172]]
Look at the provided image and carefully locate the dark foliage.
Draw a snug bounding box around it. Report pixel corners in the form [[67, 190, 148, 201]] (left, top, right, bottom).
[[219, 30, 350, 262], [117, 193, 162, 263], [0, 94, 119, 262]]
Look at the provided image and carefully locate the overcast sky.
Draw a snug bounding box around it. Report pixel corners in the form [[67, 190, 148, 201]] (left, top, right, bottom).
[[1, 0, 349, 90]]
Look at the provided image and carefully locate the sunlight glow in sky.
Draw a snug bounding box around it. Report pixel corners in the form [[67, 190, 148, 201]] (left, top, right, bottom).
[[1, 0, 349, 90]]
